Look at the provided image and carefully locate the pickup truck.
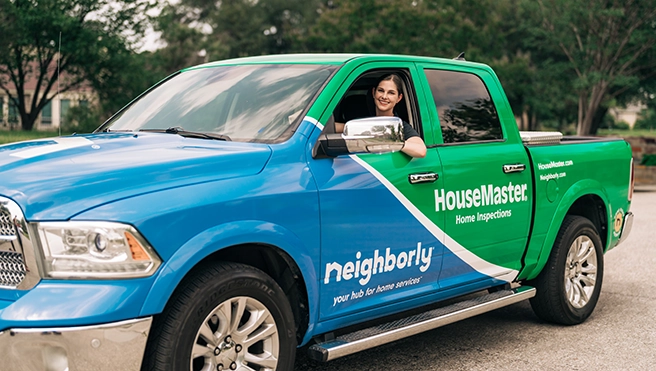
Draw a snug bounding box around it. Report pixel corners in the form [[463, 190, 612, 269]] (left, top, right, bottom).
[[0, 54, 634, 371]]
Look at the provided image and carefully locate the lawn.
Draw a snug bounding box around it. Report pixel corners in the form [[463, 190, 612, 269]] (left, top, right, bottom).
[[0, 130, 66, 145], [597, 128, 656, 138]]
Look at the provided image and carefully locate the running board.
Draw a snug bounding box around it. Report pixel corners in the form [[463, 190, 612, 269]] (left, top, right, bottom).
[[308, 286, 536, 362]]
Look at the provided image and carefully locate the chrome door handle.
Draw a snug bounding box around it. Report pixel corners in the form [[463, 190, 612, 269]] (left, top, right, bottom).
[[503, 164, 526, 173], [408, 172, 439, 184]]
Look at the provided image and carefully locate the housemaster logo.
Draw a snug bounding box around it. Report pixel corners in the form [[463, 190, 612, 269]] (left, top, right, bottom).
[[435, 182, 529, 212]]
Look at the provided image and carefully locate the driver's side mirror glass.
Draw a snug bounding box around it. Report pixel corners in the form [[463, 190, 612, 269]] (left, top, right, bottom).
[[342, 116, 405, 154], [314, 116, 405, 158]]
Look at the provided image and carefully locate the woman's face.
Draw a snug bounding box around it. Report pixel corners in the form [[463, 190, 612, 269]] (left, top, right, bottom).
[[373, 80, 403, 115]]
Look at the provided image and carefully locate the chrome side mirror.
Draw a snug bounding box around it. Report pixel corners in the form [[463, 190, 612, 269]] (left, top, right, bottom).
[[341, 116, 405, 154], [313, 116, 406, 158]]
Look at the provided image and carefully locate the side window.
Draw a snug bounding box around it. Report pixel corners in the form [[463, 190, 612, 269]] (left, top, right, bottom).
[[424, 69, 502, 143], [332, 69, 421, 137]]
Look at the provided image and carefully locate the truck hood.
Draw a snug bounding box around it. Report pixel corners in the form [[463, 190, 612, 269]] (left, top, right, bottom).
[[0, 133, 272, 220]]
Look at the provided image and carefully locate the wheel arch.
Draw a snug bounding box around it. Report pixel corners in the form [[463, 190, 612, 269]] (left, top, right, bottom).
[[139, 220, 319, 344], [566, 194, 608, 249], [522, 179, 610, 280], [209, 243, 310, 344]]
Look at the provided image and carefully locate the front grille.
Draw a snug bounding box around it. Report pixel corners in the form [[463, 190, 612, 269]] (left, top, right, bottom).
[[0, 251, 26, 287], [0, 211, 15, 236]]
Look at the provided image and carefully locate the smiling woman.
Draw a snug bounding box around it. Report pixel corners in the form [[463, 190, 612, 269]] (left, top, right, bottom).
[[334, 73, 427, 158]]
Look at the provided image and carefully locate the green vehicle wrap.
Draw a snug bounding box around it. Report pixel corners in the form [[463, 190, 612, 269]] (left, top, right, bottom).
[[309, 54, 633, 287]]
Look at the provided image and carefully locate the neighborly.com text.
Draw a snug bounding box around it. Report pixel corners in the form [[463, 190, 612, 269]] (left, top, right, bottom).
[[540, 172, 566, 181]]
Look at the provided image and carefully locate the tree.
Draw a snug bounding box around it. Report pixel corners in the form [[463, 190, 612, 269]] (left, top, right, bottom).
[[0, 0, 152, 131], [302, 0, 496, 57], [532, 0, 656, 135], [154, 0, 323, 67]]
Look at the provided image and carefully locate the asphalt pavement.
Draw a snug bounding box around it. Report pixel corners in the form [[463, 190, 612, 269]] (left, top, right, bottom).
[[294, 187, 656, 371]]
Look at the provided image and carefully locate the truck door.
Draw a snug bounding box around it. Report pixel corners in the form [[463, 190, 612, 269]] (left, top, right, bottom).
[[417, 65, 533, 289], [308, 62, 445, 321]]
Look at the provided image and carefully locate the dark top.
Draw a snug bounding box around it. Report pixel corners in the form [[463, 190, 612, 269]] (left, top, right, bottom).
[[402, 121, 419, 140]]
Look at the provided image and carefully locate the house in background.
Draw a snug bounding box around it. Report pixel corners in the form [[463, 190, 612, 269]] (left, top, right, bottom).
[[0, 67, 94, 131], [609, 103, 646, 129], [0, 93, 92, 131]]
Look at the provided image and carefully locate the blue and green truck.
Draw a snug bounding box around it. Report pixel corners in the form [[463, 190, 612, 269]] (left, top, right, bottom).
[[0, 54, 634, 371]]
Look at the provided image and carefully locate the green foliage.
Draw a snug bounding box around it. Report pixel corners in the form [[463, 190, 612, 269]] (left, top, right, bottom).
[[524, 0, 656, 135], [613, 121, 631, 131], [0, 0, 154, 130], [598, 113, 630, 131], [301, 0, 506, 57], [640, 154, 656, 166], [61, 104, 104, 134], [153, 0, 323, 71], [89, 49, 166, 120], [634, 109, 656, 131]]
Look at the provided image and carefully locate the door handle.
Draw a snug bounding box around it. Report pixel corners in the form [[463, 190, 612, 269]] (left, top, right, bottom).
[[503, 164, 526, 173], [408, 172, 439, 184]]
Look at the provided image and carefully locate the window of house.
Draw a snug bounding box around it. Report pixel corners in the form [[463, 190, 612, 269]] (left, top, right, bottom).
[[79, 99, 88, 108], [8, 100, 19, 125], [60, 99, 71, 125], [42, 100, 53, 125], [424, 69, 503, 143]]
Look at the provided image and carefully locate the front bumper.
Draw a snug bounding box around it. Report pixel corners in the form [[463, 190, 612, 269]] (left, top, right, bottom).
[[0, 317, 152, 371]]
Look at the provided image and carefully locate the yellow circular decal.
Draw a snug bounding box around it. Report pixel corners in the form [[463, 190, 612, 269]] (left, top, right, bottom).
[[613, 209, 624, 236]]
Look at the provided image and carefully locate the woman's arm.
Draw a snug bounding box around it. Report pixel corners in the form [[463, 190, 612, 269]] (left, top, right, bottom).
[[402, 136, 427, 158]]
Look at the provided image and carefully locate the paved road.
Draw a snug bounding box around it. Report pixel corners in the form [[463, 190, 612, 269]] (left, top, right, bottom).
[[294, 188, 656, 371]]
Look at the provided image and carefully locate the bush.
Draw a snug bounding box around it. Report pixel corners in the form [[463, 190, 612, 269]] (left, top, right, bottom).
[[62, 105, 105, 134], [601, 113, 630, 130], [634, 108, 656, 131], [640, 154, 656, 166], [613, 121, 630, 130]]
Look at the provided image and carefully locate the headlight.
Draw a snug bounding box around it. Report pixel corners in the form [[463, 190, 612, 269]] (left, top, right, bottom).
[[35, 221, 161, 279]]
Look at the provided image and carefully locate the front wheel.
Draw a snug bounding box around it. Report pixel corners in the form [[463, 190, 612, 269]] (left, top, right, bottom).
[[527, 215, 604, 325], [142, 262, 297, 371]]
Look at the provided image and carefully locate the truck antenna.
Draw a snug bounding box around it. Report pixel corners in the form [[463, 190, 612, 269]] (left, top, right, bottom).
[[453, 52, 466, 61], [57, 31, 62, 137]]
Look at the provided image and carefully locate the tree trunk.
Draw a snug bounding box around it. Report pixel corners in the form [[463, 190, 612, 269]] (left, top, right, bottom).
[[19, 110, 35, 131], [520, 109, 528, 131], [590, 106, 609, 135], [577, 83, 608, 136], [577, 95, 585, 135]]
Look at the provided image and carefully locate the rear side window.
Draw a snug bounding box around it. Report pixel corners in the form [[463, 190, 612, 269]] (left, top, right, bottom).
[[424, 69, 503, 143]]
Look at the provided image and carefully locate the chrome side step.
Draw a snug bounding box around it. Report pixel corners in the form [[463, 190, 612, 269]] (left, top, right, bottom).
[[308, 286, 536, 362]]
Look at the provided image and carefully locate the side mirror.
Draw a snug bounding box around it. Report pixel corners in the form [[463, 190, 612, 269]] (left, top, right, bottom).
[[314, 117, 405, 158]]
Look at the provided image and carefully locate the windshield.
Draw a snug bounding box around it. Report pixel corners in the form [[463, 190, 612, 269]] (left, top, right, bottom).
[[100, 64, 335, 142]]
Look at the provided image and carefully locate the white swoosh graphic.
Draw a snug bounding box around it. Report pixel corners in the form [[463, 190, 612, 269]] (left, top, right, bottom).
[[350, 155, 518, 283]]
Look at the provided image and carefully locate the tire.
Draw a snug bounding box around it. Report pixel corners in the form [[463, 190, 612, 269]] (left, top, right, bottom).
[[527, 215, 604, 325], [142, 262, 297, 371]]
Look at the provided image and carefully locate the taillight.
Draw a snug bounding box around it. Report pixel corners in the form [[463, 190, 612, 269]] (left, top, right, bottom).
[[628, 158, 634, 201]]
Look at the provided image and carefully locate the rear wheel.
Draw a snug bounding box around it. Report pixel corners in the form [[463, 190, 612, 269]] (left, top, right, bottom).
[[528, 215, 604, 325], [142, 262, 297, 371]]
